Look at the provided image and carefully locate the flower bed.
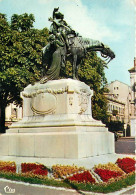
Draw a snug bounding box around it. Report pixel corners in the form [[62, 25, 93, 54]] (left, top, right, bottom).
[[21, 163, 48, 177], [32, 167, 48, 176], [93, 162, 125, 182], [116, 157, 135, 173], [0, 161, 16, 167], [67, 170, 96, 183], [0, 161, 16, 173], [0, 166, 16, 173], [94, 168, 122, 182], [94, 162, 125, 173], [52, 164, 85, 179], [0, 157, 135, 188], [21, 163, 45, 173]]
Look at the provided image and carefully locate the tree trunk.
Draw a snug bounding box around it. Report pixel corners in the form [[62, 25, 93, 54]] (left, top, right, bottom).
[[0, 103, 6, 133]]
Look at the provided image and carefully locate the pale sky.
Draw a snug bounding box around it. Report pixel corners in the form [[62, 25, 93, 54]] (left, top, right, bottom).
[[0, 0, 135, 85]]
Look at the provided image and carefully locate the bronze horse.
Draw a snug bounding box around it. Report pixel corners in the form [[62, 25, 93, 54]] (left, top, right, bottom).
[[40, 35, 115, 84]]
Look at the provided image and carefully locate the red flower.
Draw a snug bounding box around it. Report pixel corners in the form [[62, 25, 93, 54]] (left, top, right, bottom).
[[33, 168, 48, 176], [94, 168, 122, 182], [116, 158, 135, 173], [21, 163, 45, 173], [67, 171, 95, 183], [0, 165, 16, 173]]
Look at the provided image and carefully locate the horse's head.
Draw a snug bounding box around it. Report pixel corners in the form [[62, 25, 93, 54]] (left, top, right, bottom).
[[101, 44, 115, 63]]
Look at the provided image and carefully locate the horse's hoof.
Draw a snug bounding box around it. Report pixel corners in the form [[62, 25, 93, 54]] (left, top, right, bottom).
[[40, 77, 47, 84], [31, 82, 35, 86], [73, 77, 78, 80]]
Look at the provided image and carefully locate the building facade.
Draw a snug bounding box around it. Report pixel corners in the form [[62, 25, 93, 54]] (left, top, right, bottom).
[[128, 58, 136, 136], [105, 80, 132, 127], [106, 93, 125, 123], [5, 103, 22, 126]]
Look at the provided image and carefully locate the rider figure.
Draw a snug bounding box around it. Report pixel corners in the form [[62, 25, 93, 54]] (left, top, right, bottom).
[[49, 7, 77, 50]]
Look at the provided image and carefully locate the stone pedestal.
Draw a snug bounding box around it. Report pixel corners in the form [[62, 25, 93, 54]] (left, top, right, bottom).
[[0, 79, 114, 159]]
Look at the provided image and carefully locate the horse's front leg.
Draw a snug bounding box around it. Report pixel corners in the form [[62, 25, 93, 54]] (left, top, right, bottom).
[[73, 55, 77, 79], [75, 64, 80, 80]]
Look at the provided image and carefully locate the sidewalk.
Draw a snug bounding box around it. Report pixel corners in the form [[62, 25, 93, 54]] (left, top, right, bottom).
[[119, 137, 135, 139]]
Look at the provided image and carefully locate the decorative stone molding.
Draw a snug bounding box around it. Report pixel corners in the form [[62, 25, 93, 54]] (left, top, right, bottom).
[[78, 91, 90, 114], [22, 87, 68, 98], [21, 79, 93, 116], [22, 85, 92, 98], [30, 93, 57, 115]]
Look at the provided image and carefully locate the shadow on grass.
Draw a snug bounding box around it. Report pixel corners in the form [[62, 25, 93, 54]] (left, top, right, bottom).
[[63, 179, 86, 195]]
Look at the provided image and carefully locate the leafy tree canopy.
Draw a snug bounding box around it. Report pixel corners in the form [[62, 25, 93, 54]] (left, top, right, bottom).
[[106, 120, 125, 133], [0, 13, 49, 132]]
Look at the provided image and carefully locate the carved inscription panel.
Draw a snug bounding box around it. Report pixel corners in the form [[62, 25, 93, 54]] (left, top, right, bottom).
[[31, 93, 56, 115]]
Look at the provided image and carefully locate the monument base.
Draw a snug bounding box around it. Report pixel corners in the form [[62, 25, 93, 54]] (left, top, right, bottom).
[[0, 79, 114, 159], [0, 130, 114, 159]]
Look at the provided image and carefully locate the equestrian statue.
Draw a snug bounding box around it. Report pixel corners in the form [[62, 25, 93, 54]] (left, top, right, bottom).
[[40, 8, 115, 84]]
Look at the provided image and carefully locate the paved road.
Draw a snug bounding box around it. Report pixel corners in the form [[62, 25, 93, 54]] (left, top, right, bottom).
[[115, 138, 135, 154], [0, 179, 80, 195], [0, 179, 135, 195]]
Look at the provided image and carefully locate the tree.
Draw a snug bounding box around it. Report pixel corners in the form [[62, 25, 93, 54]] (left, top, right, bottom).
[[79, 52, 109, 123], [0, 13, 49, 133], [61, 52, 109, 123], [106, 120, 124, 133], [112, 109, 118, 116]]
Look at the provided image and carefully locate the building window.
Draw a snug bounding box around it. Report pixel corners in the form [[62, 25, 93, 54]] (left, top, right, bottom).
[[123, 109, 124, 114], [114, 87, 119, 90]]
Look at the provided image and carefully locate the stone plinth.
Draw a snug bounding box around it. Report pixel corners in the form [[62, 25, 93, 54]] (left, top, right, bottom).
[[0, 79, 115, 159]]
